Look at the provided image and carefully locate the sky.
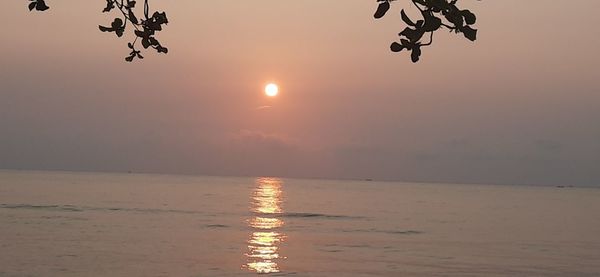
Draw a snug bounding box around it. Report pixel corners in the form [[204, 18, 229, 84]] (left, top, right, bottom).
[[1, 0, 599, 186]]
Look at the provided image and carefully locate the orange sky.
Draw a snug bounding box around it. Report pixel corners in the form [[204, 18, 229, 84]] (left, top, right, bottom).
[[1, 1, 599, 185]]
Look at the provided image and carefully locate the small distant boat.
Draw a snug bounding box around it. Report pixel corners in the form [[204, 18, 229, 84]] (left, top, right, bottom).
[[365, 178, 373, 181]]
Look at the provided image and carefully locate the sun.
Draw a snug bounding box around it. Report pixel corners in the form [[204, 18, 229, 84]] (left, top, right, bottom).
[[265, 83, 278, 97]]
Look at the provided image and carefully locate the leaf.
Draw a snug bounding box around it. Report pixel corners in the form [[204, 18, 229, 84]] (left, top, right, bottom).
[[400, 10, 415, 26], [461, 26, 477, 41], [110, 18, 125, 37], [99, 25, 112, 32], [156, 46, 168, 54], [111, 18, 124, 29], [390, 42, 404, 52], [28, 2, 37, 11], [400, 27, 424, 43], [462, 10, 477, 25], [128, 9, 138, 24], [134, 30, 146, 37], [141, 38, 150, 48], [149, 37, 159, 46], [35, 0, 49, 11], [411, 45, 422, 63], [152, 12, 168, 25], [374, 1, 390, 19], [400, 39, 411, 49], [445, 11, 464, 28], [423, 16, 441, 32], [102, 0, 115, 12]]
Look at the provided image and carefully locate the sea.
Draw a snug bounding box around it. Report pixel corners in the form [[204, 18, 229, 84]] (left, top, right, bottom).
[[1, 170, 599, 276]]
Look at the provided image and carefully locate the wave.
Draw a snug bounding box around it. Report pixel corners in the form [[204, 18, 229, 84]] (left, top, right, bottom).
[[204, 224, 229, 228], [277, 212, 364, 220], [0, 203, 205, 215], [340, 228, 423, 235]]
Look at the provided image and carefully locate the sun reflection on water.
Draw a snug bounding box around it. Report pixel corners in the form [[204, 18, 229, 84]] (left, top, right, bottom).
[[244, 177, 286, 274]]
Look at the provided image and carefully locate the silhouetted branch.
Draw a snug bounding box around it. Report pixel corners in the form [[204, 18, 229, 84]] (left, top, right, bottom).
[[27, 0, 478, 63], [29, 0, 168, 62], [374, 0, 478, 62]]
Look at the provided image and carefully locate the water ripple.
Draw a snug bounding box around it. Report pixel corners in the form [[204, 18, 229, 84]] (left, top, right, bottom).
[[0, 203, 204, 215], [278, 212, 365, 220]]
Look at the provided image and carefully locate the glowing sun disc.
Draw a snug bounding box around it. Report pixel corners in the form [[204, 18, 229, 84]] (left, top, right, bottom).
[[265, 83, 278, 97]]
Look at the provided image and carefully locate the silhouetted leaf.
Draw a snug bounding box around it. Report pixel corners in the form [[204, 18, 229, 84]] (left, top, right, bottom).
[[374, 1, 390, 19], [411, 45, 421, 63], [36, 0, 49, 11], [28, 0, 49, 11], [461, 26, 477, 41], [111, 18, 125, 37], [390, 42, 404, 52], [128, 10, 138, 24], [134, 30, 146, 37], [151, 11, 168, 25], [462, 10, 476, 25], [445, 10, 464, 28], [400, 27, 424, 43], [149, 37, 159, 46], [400, 39, 411, 49], [156, 46, 168, 54], [102, 0, 115, 13], [111, 18, 123, 29], [423, 14, 442, 32], [400, 9, 415, 26], [99, 25, 111, 32]]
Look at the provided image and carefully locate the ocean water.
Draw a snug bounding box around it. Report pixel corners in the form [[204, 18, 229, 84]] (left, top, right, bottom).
[[1, 170, 599, 276]]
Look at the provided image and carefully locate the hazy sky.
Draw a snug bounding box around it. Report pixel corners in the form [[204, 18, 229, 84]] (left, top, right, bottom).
[[1, 1, 599, 186]]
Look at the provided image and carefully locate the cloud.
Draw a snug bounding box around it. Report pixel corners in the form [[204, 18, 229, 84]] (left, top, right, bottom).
[[211, 130, 330, 178], [230, 130, 298, 150]]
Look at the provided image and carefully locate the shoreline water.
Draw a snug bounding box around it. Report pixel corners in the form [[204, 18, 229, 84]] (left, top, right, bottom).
[[0, 168, 595, 189]]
